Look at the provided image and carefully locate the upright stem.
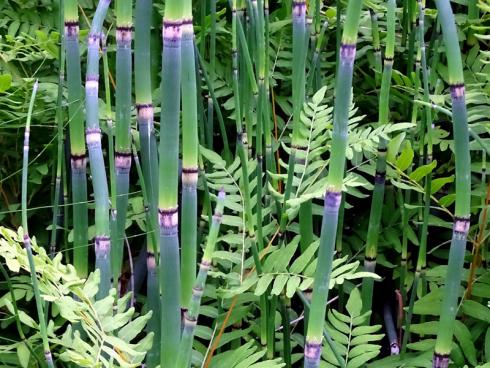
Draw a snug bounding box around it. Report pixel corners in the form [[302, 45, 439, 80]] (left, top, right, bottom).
[[176, 190, 225, 368], [159, 2, 183, 365], [135, 0, 159, 364], [85, 0, 112, 299], [433, 0, 471, 366], [304, 1, 363, 366], [361, 0, 396, 314], [22, 81, 55, 368], [113, 0, 133, 286], [180, 0, 199, 311], [64, 0, 88, 277]]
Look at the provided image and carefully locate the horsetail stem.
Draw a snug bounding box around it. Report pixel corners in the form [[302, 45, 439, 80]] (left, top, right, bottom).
[[159, 1, 183, 365], [135, 0, 160, 364], [176, 190, 225, 368], [64, 0, 88, 277], [180, 0, 199, 311], [361, 0, 396, 314], [113, 0, 133, 287], [22, 80, 55, 368], [85, 0, 112, 299], [304, 1, 363, 366], [433, 0, 471, 366]]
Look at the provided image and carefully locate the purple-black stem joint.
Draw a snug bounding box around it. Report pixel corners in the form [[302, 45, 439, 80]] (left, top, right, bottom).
[[453, 216, 470, 236], [304, 341, 321, 361], [340, 43, 357, 64], [449, 84, 465, 100], [325, 190, 342, 209], [433, 353, 450, 368]]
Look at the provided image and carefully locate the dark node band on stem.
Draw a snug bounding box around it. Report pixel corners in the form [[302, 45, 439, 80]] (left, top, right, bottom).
[[184, 312, 198, 325], [325, 190, 342, 209], [375, 171, 386, 184], [158, 207, 178, 229], [70, 154, 87, 169], [449, 83, 465, 100], [433, 353, 450, 368], [162, 19, 183, 43], [116, 26, 133, 44], [304, 341, 321, 360], [136, 103, 154, 120], [115, 152, 132, 170], [384, 56, 394, 63], [453, 216, 470, 234], [365, 255, 377, 262], [340, 43, 357, 63], [182, 167, 199, 186], [64, 21, 79, 37], [95, 236, 110, 253]]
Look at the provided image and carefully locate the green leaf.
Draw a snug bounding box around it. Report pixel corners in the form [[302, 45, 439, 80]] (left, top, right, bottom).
[[286, 275, 301, 298], [485, 327, 490, 362], [346, 350, 380, 368], [271, 274, 289, 295], [346, 288, 362, 319], [0, 74, 12, 92], [431, 175, 454, 194], [290, 241, 319, 274], [454, 320, 477, 366], [409, 160, 437, 182], [395, 140, 414, 171], [16, 343, 30, 368], [462, 299, 490, 323], [255, 274, 274, 296]]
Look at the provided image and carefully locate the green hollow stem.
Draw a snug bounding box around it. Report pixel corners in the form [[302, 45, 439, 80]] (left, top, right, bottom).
[[304, 0, 363, 366], [176, 190, 225, 368], [64, 0, 88, 277], [159, 2, 183, 365], [283, 0, 307, 216], [370, 9, 382, 88], [113, 0, 133, 287], [50, 5, 66, 258], [85, 0, 112, 299], [404, 0, 434, 344], [22, 80, 55, 368], [180, 0, 199, 311], [135, 0, 159, 364], [361, 0, 396, 315], [433, 0, 471, 366]]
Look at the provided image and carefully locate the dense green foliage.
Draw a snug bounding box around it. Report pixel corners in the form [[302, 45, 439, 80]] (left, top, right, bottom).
[[0, 0, 489, 367]]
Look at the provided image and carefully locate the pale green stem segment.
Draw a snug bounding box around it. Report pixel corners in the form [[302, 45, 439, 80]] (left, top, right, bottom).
[[304, 1, 363, 366], [433, 0, 471, 366], [370, 9, 382, 87], [159, 1, 183, 366], [65, 0, 88, 277], [113, 0, 133, 287], [135, 0, 159, 364], [176, 190, 226, 368], [361, 0, 396, 314], [85, 0, 112, 299], [22, 81, 55, 368], [180, 0, 199, 311]]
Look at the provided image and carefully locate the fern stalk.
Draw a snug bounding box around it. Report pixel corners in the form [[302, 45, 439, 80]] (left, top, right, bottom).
[[159, 1, 183, 365], [21, 80, 55, 368], [304, 1, 363, 366], [64, 0, 88, 277], [85, 0, 112, 299], [433, 0, 471, 366], [113, 0, 133, 285], [176, 190, 225, 368], [361, 0, 396, 314]]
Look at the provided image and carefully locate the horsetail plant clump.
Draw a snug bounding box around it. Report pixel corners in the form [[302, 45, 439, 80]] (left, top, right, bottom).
[[3, 1, 489, 367]]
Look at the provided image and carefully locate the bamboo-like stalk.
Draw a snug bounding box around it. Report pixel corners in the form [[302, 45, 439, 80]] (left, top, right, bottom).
[[159, 1, 183, 365], [403, 0, 433, 347], [383, 303, 400, 355], [64, 0, 88, 277], [113, 0, 133, 286], [361, 0, 396, 314], [433, 0, 471, 366], [50, 4, 66, 258], [22, 80, 55, 368], [135, 0, 160, 364], [85, 0, 112, 299], [304, 1, 363, 366], [283, 0, 307, 212], [180, 0, 199, 311], [370, 9, 382, 87], [176, 190, 225, 368]]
